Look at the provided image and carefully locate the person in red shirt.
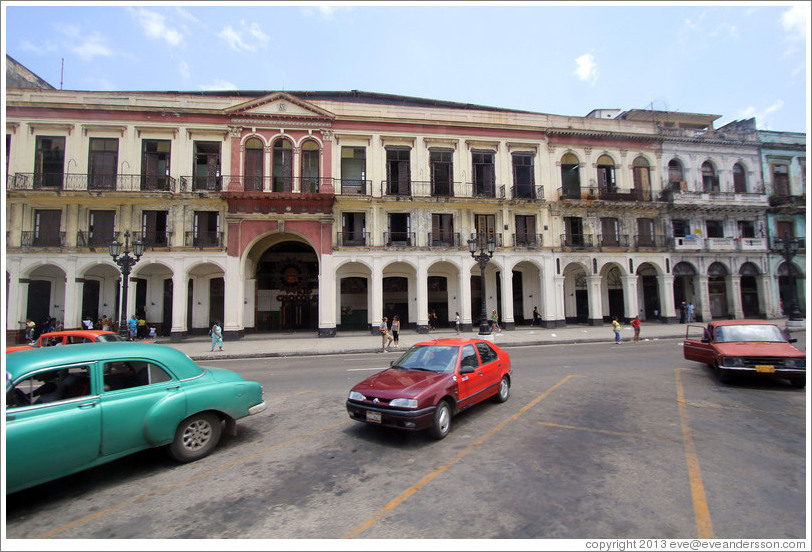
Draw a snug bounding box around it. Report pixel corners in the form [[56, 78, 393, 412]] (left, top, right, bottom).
[[632, 316, 641, 344]]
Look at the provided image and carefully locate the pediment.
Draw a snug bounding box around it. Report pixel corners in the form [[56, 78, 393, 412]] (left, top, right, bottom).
[[225, 92, 333, 121]]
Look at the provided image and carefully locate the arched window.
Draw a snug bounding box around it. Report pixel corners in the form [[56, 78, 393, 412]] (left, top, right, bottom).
[[701, 161, 719, 192], [633, 156, 651, 200], [668, 159, 684, 190], [300, 140, 320, 192], [596, 154, 615, 194], [244, 137, 264, 192], [272, 138, 293, 192], [561, 153, 581, 199], [732, 163, 747, 193]]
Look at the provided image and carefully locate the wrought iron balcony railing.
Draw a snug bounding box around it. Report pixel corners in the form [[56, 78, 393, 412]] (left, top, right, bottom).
[[560, 233, 594, 249], [335, 179, 372, 196], [232, 176, 334, 194], [131, 231, 172, 248], [513, 233, 543, 248], [634, 235, 662, 249], [8, 172, 180, 193], [185, 231, 224, 248], [510, 185, 544, 201], [469, 233, 504, 249], [598, 234, 630, 248], [384, 232, 416, 247], [428, 232, 461, 247], [77, 230, 121, 248], [21, 231, 66, 248], [336, 231, 369, 247]]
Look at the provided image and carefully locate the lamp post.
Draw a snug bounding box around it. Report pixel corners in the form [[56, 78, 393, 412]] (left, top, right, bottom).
[[776, 232, 804, 321], [468, 234, 496, 335], [109, 231, 144, 338]]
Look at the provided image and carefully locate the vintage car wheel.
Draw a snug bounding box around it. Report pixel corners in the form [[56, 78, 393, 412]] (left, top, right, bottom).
[[789, 376, 806, 389], [429, 400, 451, 440], [168, 412, 223, 462], [494, 375, 510, 403]]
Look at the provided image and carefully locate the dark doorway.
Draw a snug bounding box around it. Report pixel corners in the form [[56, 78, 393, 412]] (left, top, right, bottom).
[[383, 277, 409, 328], [741, 276, 759, 317], [186, 280, 193, 331], [641, 276, 660, 319], [27, 280, 51, 325], [255, 241, 319, 332], [209, 277, 225, 327], [81, 280, 100, 323], [135, 279, 147, 318], [427, 276, 448, 329], [162, 278, 173, 336], [575, 289, 589, 323], [340, 277, 368, 330], [512, 270, 524, 324]]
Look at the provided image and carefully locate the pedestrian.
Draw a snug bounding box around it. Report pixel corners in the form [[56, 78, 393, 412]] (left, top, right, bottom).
[[138, 315, 147, 339], [102, 315, 111, 331], [612, 316, 622, 344], [687, 302, 695, 323], [679, 302, 686, 323], [54, 319, 63, 332], [379, 316, 393, 352], [210, 320, 223, 351], [454, 311, 461, 335], [531, 306, 540, 327], [25, 319, 36, 342], [632, 315, 641, 343], [492, 309, 502, 334], [127, 314, 138, 341], [391, 315, 401, 349], [82, 315, 94, 330]]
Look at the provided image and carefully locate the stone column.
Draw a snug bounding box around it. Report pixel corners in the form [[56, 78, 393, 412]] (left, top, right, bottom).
[[170, 271, 188, 342], [756, 273, 773, 317], [659, 273, 676, 323], [622, 274, 639, 321], [416, 261, 429, 333], [318, 253, 336, 337], [223, 255, 243, 340], [587, 274, 603, 326], [459, 262, 473, 332], [696, 275, 711, 322], [726, 274, 744, 319], [369, 259, 383, 334], [501, 260, 515, 330], [550, 274, 566, 327]]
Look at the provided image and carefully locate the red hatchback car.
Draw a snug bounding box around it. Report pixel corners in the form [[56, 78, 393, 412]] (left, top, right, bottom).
[[6, 330, 127, 354], [683, 320, 806, 387], [346, 338, 512, 439]]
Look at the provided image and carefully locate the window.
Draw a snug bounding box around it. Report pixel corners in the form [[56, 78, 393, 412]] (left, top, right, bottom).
[[460, 344, 480, 370], [512, 153, 535, 198], [668, 159, 684, 190], [738, 221, 755, 238], [472, 151, 495, 197], [341, 212, 366, 246], [596, 155, 616, 194], [474, 342, 498, 364], [193, 211, 220, 247], [386, 148, 411, 195], [701, 161, 719, 193], [601, 217, 620, 246], [430, 149, 454, 196], [103, 361, 171, 392], [637, 218, 655, 246], [142, 140, 171, 191], [301, 140, 320, 192], [431, 213, 454, 246], [7, 366, 92, 407], [515, 215, 536, 246], [706, 220, 724, 238], [88, 138, 118, 190], [632, 157, 651, 200], [142, 210, 169, 247], [33, 210, 62, 246], [387, 213, 411, 245], [193, 141, 221, 191], [272, 138, 293, 192], [244, 137, 264, 191], [561, 153, 580, 199], [672, 219, 688, 238], [564, 216, 583, 246], [732, 163, 747, 193], [88, 210, 116, 247], [341, 147, 366, 194], [474, 214, 497, 246], [772, 164, 790, 197], [35, 136, 65, 188], [776, 220, 794, 240]]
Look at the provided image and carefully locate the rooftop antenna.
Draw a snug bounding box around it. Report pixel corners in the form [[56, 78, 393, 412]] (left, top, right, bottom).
[[60, 58, 64, 90]]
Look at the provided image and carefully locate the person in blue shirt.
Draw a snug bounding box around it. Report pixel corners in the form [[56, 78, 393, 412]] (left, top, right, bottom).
[[127, 314, 138, 341]]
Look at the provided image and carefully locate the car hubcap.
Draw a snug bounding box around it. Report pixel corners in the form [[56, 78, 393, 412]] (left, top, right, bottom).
[[182, 419, 212, 450], [438, 407, 450, 433], [500, 379, 508, 399]]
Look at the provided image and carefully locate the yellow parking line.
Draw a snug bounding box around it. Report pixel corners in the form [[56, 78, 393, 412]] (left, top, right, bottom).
[[343, 375, 583, 539], [35, 420, 349, 539], [682, 401, 804, 415], [537, 421, 681, 443], [675, 368, 714, 539]]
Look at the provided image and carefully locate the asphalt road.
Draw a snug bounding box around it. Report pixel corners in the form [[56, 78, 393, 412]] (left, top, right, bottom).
[[5, 338, 807, 541]]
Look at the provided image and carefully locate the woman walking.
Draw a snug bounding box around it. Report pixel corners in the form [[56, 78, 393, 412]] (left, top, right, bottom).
[[612, 317, 622, 344], [210, 320, 223, 351], [391, 315, 401, 349]]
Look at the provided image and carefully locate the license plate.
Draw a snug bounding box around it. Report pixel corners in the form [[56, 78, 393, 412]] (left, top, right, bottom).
[[366, 411, 382, 423], [755, 365, 775, 373]]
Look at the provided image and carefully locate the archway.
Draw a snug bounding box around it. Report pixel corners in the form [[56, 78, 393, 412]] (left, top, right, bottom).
[[25, 264, 66, 331], [739, 262, 760, 317], [255, 241, 319, 331], [336, 260, 371, 331], [707, 262, 729, 319], [672, 262, 697, 318], [637, 263, 661, 320], [602, 264, 624, 321], [188, 262, 226, 334], [563, 263, 589, 323]]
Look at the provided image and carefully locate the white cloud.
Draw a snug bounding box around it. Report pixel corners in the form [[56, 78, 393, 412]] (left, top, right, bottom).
[[302, 6, 342, 19], [178, 59, 191, 80], [71, 31, 114, 61], [780, 4, 808, 41], [738, 100, 784, 129], [19, 39, 59, 55], [574, 53, 598, 85], [131, 8, 184, 47], [197, 79, 237, 91], [218, 20, 269, 52]]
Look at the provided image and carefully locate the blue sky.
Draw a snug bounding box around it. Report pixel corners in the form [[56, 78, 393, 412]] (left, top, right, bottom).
[[2, 2, 809, 132]]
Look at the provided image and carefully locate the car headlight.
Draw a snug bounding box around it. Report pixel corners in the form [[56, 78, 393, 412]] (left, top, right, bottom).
[[723, 357, 746, 367], [389, 398, 418, 409], [348, 390, 364, 401], [788, 358, 806, 368]]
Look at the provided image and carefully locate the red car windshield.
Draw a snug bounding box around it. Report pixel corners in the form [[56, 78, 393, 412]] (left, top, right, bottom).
[[95, 334, 127, 343], [392, 345, 460, 373], [715, 325, 787, 343]]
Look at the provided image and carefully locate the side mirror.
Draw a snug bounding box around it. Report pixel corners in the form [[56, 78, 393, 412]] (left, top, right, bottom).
[[390, 360, 395, 366], [459, 365, 476, 375], [788, 338, 798, 343]]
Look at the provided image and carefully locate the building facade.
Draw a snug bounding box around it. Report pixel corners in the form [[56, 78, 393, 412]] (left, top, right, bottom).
[[4, 85, 806, 343]]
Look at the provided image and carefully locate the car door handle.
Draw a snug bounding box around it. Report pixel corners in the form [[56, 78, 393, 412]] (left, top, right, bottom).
[[6, 415, 16, 421], [77, 401, 97, 409], [477, 370, 484, 376], [166, 384, 181, 390]]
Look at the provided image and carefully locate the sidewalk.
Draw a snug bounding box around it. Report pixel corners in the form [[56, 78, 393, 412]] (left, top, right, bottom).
[[154, 321, 806, 362]]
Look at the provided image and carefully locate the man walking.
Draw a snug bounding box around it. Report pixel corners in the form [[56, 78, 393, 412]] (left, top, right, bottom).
[[379, 316, 393, 352], [612, 316, 622, 344]]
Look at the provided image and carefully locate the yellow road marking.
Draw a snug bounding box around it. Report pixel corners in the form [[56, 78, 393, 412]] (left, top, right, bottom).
[[675, 368, 714, 539], [682, 401, 804, 415], [35, 420, 349, 539], [537, 421, 681, 443], [343, 375, 583, 539]]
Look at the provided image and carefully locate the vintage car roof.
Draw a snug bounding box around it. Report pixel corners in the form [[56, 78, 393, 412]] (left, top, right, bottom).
[[707, 320, 781, 327], [38, 330, 118, 338], [5, 342, 202, 382]]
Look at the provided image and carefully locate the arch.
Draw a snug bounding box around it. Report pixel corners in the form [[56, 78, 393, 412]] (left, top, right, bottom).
[[672, 261, 697, 276], [511, 259, 544, 324], [300, 138, 321, 192], [244, 136, 265, 191], [23, 264, 68, 331], [739, 261, 761, 316], [272, 137, 294, 192], [336, 261, 372, 331], [672, 262, 697, 319], [732, 162, 747, 193], [562, 261, 589, 323], [561, 153, 581, 199], [601, 263, 625, 320], [383, 261, 417, 328], [667, 158, 685, 189], [636, 262, 662, 320], [633, 155, 652, 199], [596, 154, 615, 166], [701, 160, 720, 192], [707, 262, 729, 276], [633, 155, 650, 167]]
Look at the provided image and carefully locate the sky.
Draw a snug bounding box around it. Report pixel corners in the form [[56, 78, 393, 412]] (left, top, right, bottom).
[[2, 1, 810, 132]]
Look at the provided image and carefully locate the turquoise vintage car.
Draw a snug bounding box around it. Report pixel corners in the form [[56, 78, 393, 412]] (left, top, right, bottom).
[[5, 342, 267, 494]]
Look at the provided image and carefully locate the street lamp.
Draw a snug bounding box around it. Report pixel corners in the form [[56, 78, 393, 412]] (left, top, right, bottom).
[[468, 234, 496, 335], [776, 232, 804, 321], [109, 230, 145, 338]]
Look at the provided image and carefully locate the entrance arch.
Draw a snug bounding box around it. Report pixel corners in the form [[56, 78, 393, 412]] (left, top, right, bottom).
[[636, 262, 661, 320], [672, 261, 697, 311], [707, 262, 729, 319], [254, 240, 319, 331], [738, 262, 761, 317], [563, 262, 589, 323]]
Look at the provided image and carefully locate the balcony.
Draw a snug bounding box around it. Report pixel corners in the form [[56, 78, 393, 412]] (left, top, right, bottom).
[[77, 230, 120, 248], [705, 237, 736, 251], [634, 235, 663, 250], [21, 231, 66, 248], [598, 234, 630, 250], [513, 233, 543, 249], [737, 237, 767, 251], [510, 185, 544, 201], [131, 231, 172, 249], [185, 231, 224, 248], [558, 186, 654, 202], [769, 194, 806, 208], [8, 173, 180, 193], [231, 176, 335, 194], [772, 237, 806, 252], [470, 233, 504, 249], [336, 231, 369, 247], [428, 232, 461, 248], [179, 175, 223, 193], [670, 236, 703, 251], [660, 186, 768, 207], [560, 233, 594, 250], [335, 179, 372, 196], [384, 232, 415, 248]]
